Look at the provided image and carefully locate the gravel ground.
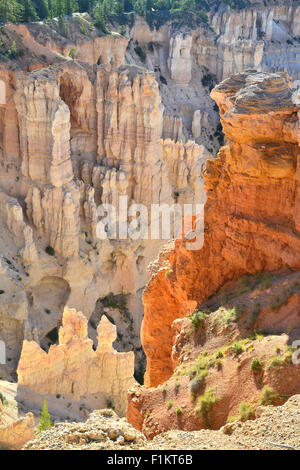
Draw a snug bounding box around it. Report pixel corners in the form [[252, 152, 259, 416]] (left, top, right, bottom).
[[23, 395, 300, 450]]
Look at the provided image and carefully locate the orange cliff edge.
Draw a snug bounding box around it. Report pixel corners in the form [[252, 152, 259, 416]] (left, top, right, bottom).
[[141, 70, 300, 388]]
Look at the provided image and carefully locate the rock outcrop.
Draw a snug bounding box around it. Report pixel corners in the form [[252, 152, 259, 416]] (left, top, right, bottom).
[[0, 411, 35, 450], [140, 70, 300, 387], [17, 307, 136, 417]]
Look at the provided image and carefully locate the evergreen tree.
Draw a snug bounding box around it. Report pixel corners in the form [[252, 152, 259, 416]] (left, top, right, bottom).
[[56, 0, 65, 17], [22, 0, 38, 22], [33, 0, 50, 19], [38, 398, 53, 433], [66, 0, 72, 14], [93, 1, 108, 31], [0, 0, 23, 23], [133, 0, 147, 16]]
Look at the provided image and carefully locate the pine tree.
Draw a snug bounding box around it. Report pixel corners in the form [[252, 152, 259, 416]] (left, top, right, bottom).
[[22, 0, 38, 22], [66, 0, 73, 15], [33, 0, 50, 19], [56, 0, 65, 17], [38, 398, 53, 433], [133, 0, 147, 17], [0, 0, 23, 23], [94, 1, 108, 31]]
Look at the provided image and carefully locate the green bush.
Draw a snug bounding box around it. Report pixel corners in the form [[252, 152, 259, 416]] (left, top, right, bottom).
[[166, 400, 173, 410], [45, 246, 55, 256], [189, 310, 209, 329], [251, 358, 262, 372], [69, 48, 77, 59], [239, 401, 255, 421], [38, 398, 53, 433], [259, 386, 278, 406], [195, 388, 218, 428]]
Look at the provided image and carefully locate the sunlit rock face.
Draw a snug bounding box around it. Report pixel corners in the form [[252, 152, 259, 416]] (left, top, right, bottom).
[[0, 410, 34, 450], [196, 4, 300, 82], [0, 15, 213, 387], [17, 307, 136, 417], [141, 71, 300, 387]]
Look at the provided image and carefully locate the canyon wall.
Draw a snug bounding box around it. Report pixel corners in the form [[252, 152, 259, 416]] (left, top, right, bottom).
[[141, 70, 300, 387], [1, 6, 300, 413], [0, 14, 215, 387]]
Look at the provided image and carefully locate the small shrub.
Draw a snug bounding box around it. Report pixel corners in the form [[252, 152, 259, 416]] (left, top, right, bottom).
[[215, 350, 224, 359], [69, 48, 77, 60], [0, 392, 8, 406], [214, 306, 242, 329], [45, 246, 55, 256], [189, 310, 209, 329], [119, 25, 126, 36], [239, 401, 255, 421], [106, 399, 115, 409], [195, 388, 218, 428], [166, 400, 173, 410], [80, 23, 86, 35], [259, 386, 278, 406], [165, 268, 173, 277], [230, 340, 245, 356], [251, 358, 262, 372], [38, 398, 53, 433], [176, 407, 182, 416], [267, 350, 292, 370]]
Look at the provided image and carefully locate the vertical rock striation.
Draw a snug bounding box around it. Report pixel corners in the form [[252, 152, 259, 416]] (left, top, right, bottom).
[[141, 71, 300, 387]]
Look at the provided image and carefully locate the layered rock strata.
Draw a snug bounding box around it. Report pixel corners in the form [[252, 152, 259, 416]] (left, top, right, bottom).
[[140, 71, 300, 387]]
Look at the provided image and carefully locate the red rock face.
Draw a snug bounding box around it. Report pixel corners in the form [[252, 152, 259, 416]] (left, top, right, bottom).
[[141, 71, 300, 388]]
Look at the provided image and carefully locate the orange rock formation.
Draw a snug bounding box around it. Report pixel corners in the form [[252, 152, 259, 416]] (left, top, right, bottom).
[[141, 71, 300, 387]]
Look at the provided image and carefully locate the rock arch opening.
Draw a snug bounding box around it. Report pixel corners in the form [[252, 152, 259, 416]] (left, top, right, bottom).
[[29, 276, 71, 350], [88, 294, 146, 384]]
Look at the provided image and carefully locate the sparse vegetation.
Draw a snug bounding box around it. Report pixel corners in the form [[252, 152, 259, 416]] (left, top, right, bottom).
[[195, 388, 218, 428], [166, 400, 173, 410], [68, 47, 77, 59], [0, 392, 8, 406], [45, 246, 55, 256], [239, 401, 255, 421], [176, 407, 182, 416], [106, 399, 115, 409], [259, 386, 278, 406], [102, 292, 128, 311], [189, 309, 210, 329], [251, 358, 262, 372], [165, 268, 173, 277], [266, 348, 292, 371], [214, 306, 243, 329]]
